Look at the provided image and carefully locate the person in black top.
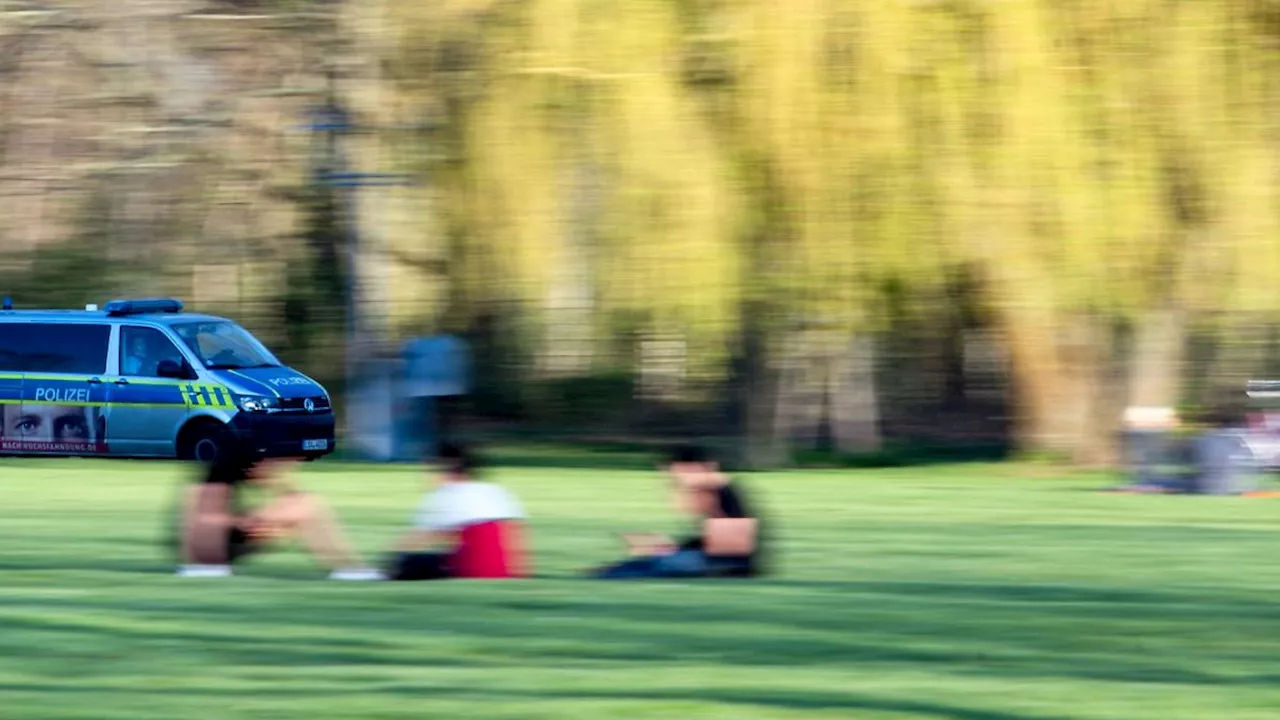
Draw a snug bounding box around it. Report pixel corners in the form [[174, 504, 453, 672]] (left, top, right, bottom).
[[593, 444, 767, 579], [175, 450, 381, 580]]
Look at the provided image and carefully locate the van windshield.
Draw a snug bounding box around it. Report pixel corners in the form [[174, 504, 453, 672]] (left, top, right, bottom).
[[171, 321, 281, 370]]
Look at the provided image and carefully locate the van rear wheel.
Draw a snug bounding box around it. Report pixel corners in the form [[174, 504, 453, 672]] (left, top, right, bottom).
[[179, 422, 231, 463]]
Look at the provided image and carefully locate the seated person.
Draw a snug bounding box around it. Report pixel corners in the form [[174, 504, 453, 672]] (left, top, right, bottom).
[[385, 442, 528, 581], [1109, 405, 1258, 495], [176, 450, 382, 580], [122, 335, 155, 376], [1188, 409, 1258, 495], [1107, 406, 1189, 493], [593, 444, 767, 579]]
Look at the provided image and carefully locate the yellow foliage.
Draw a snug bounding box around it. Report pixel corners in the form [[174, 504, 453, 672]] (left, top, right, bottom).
[[377, 0, 1280, 375]]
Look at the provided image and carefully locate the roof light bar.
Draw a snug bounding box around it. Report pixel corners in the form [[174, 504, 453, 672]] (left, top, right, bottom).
[[104, 298, 185, 316]]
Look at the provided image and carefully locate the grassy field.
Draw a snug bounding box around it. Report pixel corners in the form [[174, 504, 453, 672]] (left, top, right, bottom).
[[2, 451, 1280, 719]]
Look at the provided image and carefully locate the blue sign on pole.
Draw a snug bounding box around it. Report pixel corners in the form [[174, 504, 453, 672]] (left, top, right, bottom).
[[403, 335, 470, 398], [392, 336, 471, 461]]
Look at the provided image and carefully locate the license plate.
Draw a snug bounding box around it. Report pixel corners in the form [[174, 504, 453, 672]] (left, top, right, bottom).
[[302, 439, 329, 451]]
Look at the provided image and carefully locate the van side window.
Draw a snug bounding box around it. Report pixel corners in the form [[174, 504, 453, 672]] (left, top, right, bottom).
[[0, 323, 110, 374], [120, 326, 186, 378]]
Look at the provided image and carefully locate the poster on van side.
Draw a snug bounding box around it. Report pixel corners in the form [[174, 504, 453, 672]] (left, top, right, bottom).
[[0, 402, 109, 454]]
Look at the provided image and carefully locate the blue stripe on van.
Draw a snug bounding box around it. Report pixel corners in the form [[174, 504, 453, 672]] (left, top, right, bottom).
[[0, 377, 191, 407], [19, 378, 109, 405], [0, 374, 236, 409]]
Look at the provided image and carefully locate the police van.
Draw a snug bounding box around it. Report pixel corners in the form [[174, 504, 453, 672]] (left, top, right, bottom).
[[0, 297, 335, 461]]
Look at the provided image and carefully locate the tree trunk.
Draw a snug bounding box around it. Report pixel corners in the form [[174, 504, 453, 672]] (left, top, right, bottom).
[[783, 333, 827, 450], [830, 334, 882, 454], [998, 301, 1118, 464], [943, 314, 968, 412], [1084, 345, 1130, 468], [1064, 317, 1125, 467], [998, 302, 1069, 457], [737, 316, 789, 469], [539, 144, 598, 378], [1053, 316, 1103, 465], [1126, 306, 1187, 411]]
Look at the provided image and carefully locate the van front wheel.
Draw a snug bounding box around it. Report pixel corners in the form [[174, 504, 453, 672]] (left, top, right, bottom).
[[179, 422, 231, 463]]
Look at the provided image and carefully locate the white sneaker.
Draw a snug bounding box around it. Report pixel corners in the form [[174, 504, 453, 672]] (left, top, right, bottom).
[[328, 568, 386, 581], [177, 564, 232, 578]]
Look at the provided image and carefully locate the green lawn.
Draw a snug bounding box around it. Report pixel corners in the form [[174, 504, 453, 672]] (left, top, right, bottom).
[[2, 454, 1279, 719]]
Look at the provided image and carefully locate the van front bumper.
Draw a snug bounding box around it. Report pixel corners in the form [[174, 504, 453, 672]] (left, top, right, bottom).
[[228, 411, 337, 459]]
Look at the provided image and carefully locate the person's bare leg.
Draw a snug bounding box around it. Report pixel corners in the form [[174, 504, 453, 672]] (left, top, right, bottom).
[[182, 485, 234, 566], [295, 495, 366, 569], [253, 493, 364, 570]]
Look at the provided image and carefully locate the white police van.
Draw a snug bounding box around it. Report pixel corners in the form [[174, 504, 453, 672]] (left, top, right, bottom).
[[0, 297, 335, 461]]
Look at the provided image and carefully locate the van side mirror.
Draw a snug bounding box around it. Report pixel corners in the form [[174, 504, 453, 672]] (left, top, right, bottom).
[[157, 359, 194, 380]]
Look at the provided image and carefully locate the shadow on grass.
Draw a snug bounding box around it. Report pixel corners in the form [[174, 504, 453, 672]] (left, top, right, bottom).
[[3, 578, 1277, 691], [0, 679, 1075, 720], [437, 440, 1012, 473], [384, 685, 1076, 720], [0, 438, 1011, 473], [312, 430, 1018, 471]]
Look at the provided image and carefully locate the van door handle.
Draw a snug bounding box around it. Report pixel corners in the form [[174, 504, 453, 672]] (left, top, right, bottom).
[[87, 377, 103, 384], [113, 379, 130, 386]]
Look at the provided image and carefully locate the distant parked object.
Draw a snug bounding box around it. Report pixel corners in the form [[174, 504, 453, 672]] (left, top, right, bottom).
[[1244, 381, 1280, 470], [344, 336, 471, 462]]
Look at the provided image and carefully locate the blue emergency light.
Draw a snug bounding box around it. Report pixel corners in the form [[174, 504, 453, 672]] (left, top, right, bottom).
[[104, 298, 185, 316], [1, 297, 11, 311]]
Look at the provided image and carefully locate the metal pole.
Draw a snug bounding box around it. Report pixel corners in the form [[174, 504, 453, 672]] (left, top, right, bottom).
[[335, 119, 365, 448], [316, 74, 366, 449], [307, 95, 416, 459]]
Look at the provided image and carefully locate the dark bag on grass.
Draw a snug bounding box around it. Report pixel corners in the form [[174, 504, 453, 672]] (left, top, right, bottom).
[[385, 552, 451, 581]]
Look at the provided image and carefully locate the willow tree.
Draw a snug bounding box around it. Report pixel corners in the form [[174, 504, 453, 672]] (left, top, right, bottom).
[[941, 0, 1154, 462], [576, 0, 743, 386], [383, 0, 744, 420], [381, 0, 957, 454], [1192, 1, 1280, 404], [928, 0, 1280, 462], [701, 0, 956, 459], [375, 0, 1280, 462]]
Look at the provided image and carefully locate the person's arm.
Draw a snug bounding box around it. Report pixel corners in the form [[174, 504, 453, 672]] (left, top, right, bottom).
[[671, 485, 715, 552], [392, 527, 449, 553], [235, 482, 294, 540], [620, 532, 675, 556], [393, 488, 457, 553]]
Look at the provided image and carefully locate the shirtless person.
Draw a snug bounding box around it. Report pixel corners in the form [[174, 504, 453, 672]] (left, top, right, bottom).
[[177, 451, 383, 580], [594, 445, 767, 579]]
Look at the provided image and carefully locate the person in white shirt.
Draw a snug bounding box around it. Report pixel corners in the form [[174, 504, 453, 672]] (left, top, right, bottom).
[[385, 442, 528, 580]]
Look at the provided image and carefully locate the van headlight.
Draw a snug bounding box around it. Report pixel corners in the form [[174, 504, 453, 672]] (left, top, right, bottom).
[[238, 395, 279, 413]]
